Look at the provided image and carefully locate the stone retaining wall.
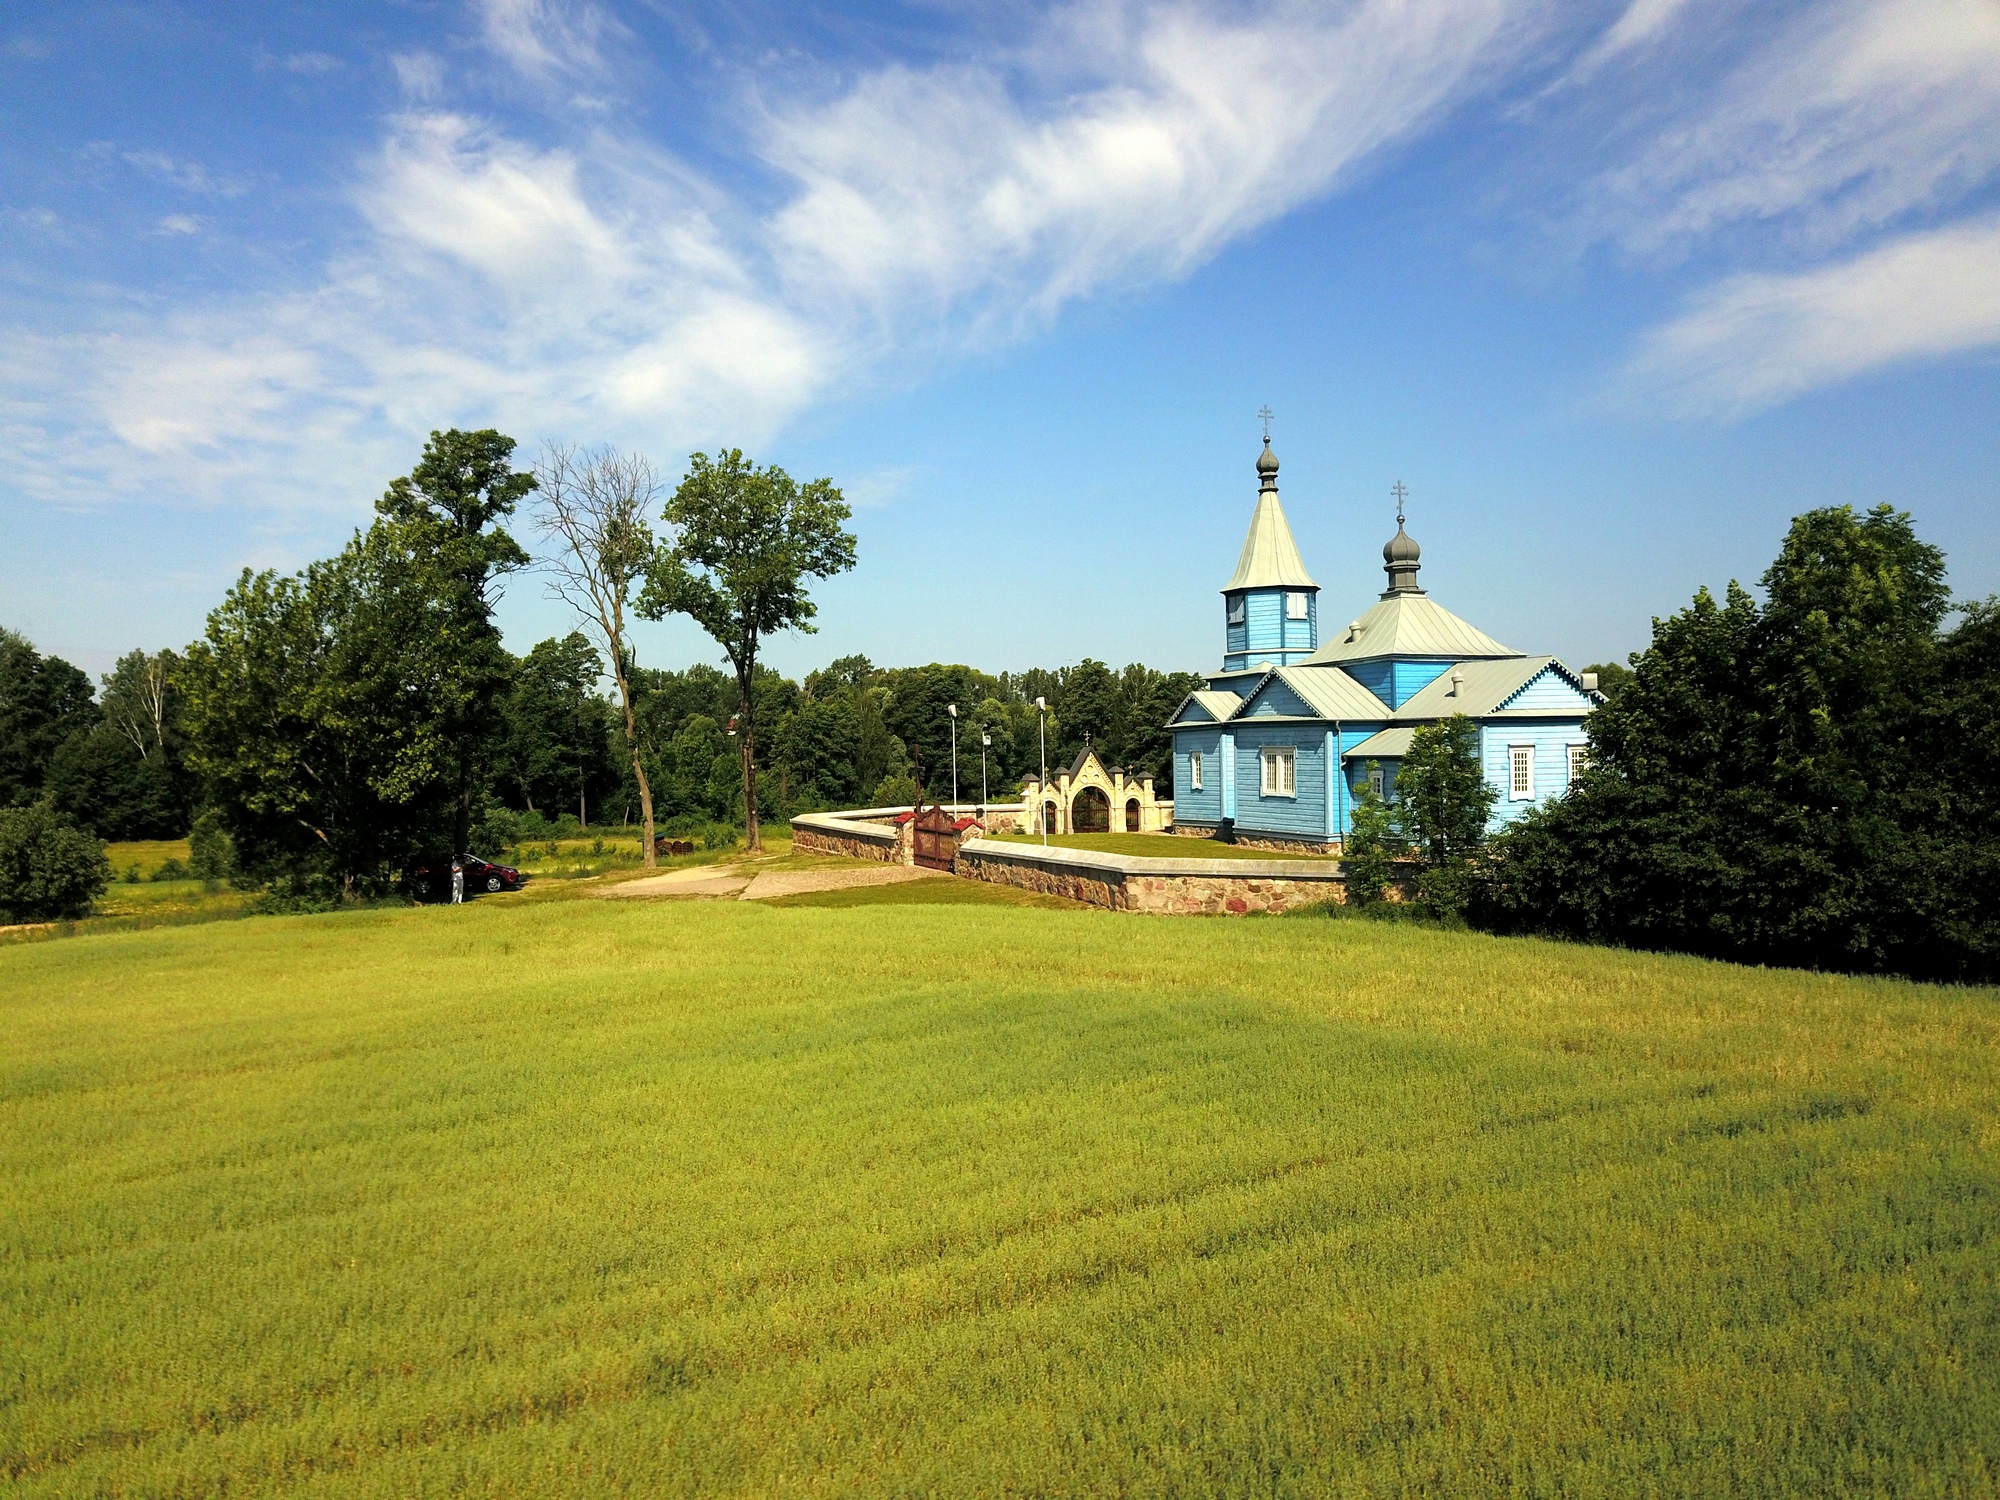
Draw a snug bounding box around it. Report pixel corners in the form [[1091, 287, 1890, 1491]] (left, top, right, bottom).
[[955, 839, 1349, 915], [790, 812, 903, 864]]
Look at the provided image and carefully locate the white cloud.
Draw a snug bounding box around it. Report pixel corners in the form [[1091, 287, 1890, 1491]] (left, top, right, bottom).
[[476, 0, 622, 80], [115, 149, 251, 198], [155, 214, 205, 236], [284, 51, 343, 76], [8, 0, 1548, 522], [391, 52, 446, 103], [1626, 215, 2000, 414], [767, 0, 1542, 342], [1560, 0, 1701, 85], [1597, 0, 2000, 255]]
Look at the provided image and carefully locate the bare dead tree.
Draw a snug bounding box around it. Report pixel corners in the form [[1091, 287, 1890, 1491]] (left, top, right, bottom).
[[532, 443, 663, 868]]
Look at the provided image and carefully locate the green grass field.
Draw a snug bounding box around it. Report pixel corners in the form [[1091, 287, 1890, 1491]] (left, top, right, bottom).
[[991, 830, 1342, 860], [3, 895, 1997, 1496]]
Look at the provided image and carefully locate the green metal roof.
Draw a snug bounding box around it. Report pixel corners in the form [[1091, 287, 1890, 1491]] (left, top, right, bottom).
[[1393, 656, 1556, 720], [1305, 592, 1518, 665], [1344, 726, 1414, 759], [1221, 491, 1317, 591], [1272, 666, 1392, 720], [1167, 688, 1245, 728]]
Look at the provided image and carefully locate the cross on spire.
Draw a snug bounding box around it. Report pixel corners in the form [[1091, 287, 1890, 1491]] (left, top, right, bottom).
[[1257, 405, 1274, 441], [1390, 480, 1408, 526]]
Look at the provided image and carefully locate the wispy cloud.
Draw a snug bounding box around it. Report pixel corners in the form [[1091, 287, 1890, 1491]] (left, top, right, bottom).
[[1597, 0, 2000, 256], [766, 0, 1540, 344], [1627, 215, 2000, 415], [11, 0, 1547, 519], [111, 147, 253, 198], [476, 0, 623, 80]]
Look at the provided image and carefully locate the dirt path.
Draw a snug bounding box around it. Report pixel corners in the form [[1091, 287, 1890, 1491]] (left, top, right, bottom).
[[739, 865, 945, 901], [599, 861, 947, 902]]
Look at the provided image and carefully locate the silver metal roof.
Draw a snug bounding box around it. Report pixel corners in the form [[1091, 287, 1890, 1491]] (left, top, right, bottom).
[[1344, 726, 1414, 759], [1168, 688, 1246, 728], [1304, 592, 1518, 665], [1221, 493, 1317, 591], [1270, 666, 1393, 720]]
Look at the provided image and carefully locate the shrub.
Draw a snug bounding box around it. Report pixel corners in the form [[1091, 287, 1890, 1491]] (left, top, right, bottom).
[[152, 858, 190, 882], [872, 773, 920, 808], [189, 809, 234, 886], [0, 804, 112, 921], [1343, 771, 1401, 908]]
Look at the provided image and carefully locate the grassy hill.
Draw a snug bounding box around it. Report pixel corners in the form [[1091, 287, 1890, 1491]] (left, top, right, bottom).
[[3, 894, 1997, 1496]]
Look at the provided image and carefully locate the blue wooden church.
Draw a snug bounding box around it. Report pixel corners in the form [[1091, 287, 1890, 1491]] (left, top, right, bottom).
[[1168, 439, 1602, 851]]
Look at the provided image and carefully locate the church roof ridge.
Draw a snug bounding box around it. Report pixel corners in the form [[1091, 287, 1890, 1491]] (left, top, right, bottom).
[[1303, 592, 1519, 666], [1221, 444, 1317, 592]]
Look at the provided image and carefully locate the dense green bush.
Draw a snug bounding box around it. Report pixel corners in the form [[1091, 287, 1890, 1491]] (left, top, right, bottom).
[[1342, 772, 1400, 907], [1476, 506, 1999, 982], [0, 805, 112, 921]]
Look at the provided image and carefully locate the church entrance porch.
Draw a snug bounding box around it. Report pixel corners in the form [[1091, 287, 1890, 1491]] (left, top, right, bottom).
[[1073, 786, 1111, 832]]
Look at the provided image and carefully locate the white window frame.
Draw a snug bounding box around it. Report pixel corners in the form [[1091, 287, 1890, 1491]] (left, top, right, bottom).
[[1366, 764, 1384, 799], [1226, 596, 1246, 625], [1509, 744, 1535, 801], [1260, 746, 1296, 798], [1189, 750, 1203, 790], [1567, 744, 1589, 784], [1285, 591, 1309, 621]]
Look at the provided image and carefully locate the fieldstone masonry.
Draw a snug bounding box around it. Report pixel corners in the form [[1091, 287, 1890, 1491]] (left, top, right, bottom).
[[954, 839, 1348, 915]]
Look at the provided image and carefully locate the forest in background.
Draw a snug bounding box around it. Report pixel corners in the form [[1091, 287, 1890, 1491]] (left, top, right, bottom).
[[0, 627, 1199, 843]]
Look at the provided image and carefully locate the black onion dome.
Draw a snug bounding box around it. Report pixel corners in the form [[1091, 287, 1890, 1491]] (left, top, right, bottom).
[[1256, 438, 1279, 478]]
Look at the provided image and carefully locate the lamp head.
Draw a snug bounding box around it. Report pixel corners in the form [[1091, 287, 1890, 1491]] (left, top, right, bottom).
[[948, 703, 957, 717]]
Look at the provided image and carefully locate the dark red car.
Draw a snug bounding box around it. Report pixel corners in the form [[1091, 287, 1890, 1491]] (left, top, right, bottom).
[[408, 853, 523, 900]]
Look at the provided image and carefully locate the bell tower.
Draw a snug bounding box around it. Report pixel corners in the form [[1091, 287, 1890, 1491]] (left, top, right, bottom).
[[1220, 435, 1318, 672]]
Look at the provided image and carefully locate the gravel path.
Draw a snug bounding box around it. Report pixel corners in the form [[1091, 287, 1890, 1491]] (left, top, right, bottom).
[[600, 861, 946, 901]]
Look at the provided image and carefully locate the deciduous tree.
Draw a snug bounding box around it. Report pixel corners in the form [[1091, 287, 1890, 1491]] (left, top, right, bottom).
[[532, 444, 662, 864], [639, 451, 856, 851]]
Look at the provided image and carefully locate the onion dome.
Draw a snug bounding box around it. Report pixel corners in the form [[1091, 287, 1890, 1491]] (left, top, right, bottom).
[[1256, 438, 1279, 488], [1383, 520, 1422, 594]]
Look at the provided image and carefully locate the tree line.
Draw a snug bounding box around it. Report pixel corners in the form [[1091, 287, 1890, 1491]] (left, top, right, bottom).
[[0, 427, 1198, 916]]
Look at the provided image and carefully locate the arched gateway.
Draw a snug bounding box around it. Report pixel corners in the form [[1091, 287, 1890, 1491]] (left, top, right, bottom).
[[1020, 739, 1171, 836]]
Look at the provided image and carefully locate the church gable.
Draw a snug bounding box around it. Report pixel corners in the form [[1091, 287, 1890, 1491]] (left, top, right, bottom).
[[1495, 663, 1596, 716], [1169, 689, 1242, 727], [1238, 676, 1316, 719]]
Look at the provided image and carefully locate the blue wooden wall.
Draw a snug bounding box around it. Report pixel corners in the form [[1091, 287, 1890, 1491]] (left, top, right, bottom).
[[1343, 658, 1454, 708], [1173, 728, 1225, 825], [1230, 720, 1329, 841], [1499, 667, 1594, 714], [1223, 589, 1316, 671], [1480, 720, 1590, 828]]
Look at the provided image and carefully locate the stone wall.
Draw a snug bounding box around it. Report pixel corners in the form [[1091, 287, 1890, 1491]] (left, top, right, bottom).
[[955, 839, 1348, 915], [790, 813, 903, 864]]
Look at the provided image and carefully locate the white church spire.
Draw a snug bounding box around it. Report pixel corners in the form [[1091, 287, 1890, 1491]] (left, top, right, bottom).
[[1221, 438, 1317, 591]]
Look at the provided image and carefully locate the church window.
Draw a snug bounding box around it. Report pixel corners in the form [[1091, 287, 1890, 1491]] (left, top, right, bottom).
[[1227, 596, 1245, 625], [1368, 764, 1384, 799], [1567, 744, 1589, 784], [1260, 746, 1296, 798], [1510, 745, 1535, 800], [1189, 751, 1203, 790], [1286, 592, 1309, 620]]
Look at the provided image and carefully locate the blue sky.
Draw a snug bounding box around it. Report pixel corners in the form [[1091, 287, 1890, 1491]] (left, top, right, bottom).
[[4, 0, 1997, 683]]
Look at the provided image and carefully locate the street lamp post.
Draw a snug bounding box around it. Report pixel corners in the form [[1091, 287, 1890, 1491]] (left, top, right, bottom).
[[979, 729, 990, 823], [948, 703, 958, 816], [1035, 696, 1048, 846]]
